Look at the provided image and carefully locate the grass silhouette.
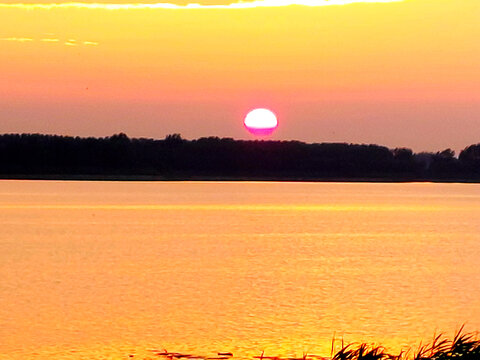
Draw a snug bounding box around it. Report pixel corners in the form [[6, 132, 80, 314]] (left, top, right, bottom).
[[154, 328, 480, 360], [329, 327, 480, 360]]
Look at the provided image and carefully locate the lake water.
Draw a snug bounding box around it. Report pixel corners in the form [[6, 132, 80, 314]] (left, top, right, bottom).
[[1, 181, 480, 360]]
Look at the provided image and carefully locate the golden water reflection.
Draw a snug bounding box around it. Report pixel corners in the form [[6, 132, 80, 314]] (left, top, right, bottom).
[[0, 181, 479, 359]]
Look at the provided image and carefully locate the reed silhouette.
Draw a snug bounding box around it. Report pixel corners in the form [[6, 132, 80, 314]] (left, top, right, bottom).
[[151, 328, 480, 360]]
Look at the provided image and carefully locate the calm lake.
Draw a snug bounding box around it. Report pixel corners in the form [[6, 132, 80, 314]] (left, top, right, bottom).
[[1, 181, 480, 359]]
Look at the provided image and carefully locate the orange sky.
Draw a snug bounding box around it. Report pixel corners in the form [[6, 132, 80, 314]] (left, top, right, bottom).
[[0, 0, 479, 151]]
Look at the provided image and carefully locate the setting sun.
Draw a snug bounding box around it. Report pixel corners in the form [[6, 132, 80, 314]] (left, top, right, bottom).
[[244, 108, 278, 136]]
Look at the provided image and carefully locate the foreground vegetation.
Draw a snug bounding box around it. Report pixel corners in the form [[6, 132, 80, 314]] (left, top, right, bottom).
[[1, 133, 479, 181], [153, 329, 480, 360], [330, 329, 480, 360]]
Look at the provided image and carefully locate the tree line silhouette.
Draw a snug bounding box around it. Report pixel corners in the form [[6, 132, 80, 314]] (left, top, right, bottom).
[[0, 133, 479, 181]]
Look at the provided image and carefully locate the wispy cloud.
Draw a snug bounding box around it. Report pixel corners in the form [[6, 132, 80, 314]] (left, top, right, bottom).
[[1, 36, 99, 46], [0, 0, 404, 10], [0, 37, 34, 41]]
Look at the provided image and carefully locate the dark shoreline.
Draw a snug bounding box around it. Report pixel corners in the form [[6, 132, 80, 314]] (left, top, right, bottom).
[[1, 174, 479, 183], [1, 133, 479, 182]]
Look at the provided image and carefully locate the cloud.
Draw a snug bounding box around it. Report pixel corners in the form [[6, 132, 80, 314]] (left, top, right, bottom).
[[0, 37, 34, 41], [1, 37, 99, 46], [0, 0, 403, 10]]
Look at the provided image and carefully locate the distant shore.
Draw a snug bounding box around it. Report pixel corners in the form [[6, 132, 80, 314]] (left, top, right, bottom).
[[1, 133, 479, 182], [1, 174, 479, 183]]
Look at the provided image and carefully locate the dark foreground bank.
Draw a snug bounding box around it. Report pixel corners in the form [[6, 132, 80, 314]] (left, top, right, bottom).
[[1, 133, 479, 182], [148, 329, 480, 360]]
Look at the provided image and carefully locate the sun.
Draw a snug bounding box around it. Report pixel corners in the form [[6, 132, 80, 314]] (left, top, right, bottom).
[[244, 108, 278, 136]]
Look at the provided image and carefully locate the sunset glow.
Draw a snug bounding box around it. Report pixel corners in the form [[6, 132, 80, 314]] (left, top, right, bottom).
[[0, 0, 479, 150], [2, 0, 480, 358]]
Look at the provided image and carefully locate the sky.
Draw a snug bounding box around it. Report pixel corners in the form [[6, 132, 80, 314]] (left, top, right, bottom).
[[0, 0, 479, 152]]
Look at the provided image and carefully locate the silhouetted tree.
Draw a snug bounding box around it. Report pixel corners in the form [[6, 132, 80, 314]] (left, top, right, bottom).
[[459, 144, 480, 175], [164, 133, 183, 145], [392, 148, 413, 161], [438, 148, 455, 158], [459, 144, 480, 163], [0, 133, 479, 181]]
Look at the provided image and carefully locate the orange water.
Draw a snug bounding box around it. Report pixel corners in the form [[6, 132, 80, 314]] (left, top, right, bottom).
[[1, 181, 479, 359]]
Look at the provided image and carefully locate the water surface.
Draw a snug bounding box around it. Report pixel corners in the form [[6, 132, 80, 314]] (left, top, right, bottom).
[[1, 181, 479, 359]]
